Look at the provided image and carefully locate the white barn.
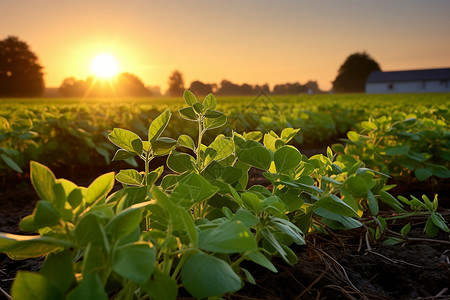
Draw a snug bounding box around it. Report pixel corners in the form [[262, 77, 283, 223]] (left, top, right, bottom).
[[365, 68, 450, 94]]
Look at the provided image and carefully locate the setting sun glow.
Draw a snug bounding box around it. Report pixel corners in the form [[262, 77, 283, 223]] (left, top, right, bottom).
[[90, 54, 119, 79]]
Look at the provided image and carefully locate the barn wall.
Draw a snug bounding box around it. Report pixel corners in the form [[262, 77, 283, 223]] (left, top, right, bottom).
[[366, 80, 450, 94]]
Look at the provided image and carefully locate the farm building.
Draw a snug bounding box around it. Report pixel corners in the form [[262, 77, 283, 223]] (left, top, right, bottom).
[[365, 68, 450, 94]]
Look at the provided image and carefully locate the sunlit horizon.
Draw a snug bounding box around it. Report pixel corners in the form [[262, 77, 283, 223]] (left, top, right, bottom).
[[2, 0, 450, 92]]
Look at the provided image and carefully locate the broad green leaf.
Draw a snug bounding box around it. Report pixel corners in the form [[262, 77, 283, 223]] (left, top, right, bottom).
[[361, 121, 377, 130], [1, 153, 23, 173], [142, 269, 177, 300], [367, 190, 379, 216], [203, 112, 227, 130], [171, 173, 219, 207], [243, 131, 262, 141], [343, 176, 369, 198], [12, 271, 63, 300], [113, 242, 156, 283], [167, 151, 195, 173], [183, 89, 197, 107], [179, 107, 197, 121], [280, 128, 300, 143], [152, 137, 177, 156], [20, 200, 60, 231], [30, 161, 56, 202], [176, 206, 198, 246], [347, 131, 359, 142], [106, 201, 151, 240], [75, 214, 107, 247], [116, 169, 143, 186], [263, 133, 278, 152], [108, 128, 143, 155], [86, 172, 115, 204], [193, 102, 204, 113], [66, 273, 107, 300], [237, 146, 272, 170], [272, 217, 305, 245], [181, 252, 241, 298], [380, 191, 405, 213], [204, 138, 234, 165], [204, 110, 223, 118], [242, 192, 262, 213], [430, 212, 449, 232], [425, 217, 439, 237], [0, 233, 74, 260], [315, 208, 362, 229], [178, 134, 196, 151], [202, 93, 217, 111], [314, 195, 359, 218], [146, 166, 164, 186], [274, 145, 301, 173], [148, 109, 171, 143], [232, 209, 259, 227], [415, 167, 433, 181], [40, 250, 75, 293], [112, 149, 135, 162], [401, 223, 411, 237], [198, 220, 257, 253], [245, 251, 277, 273]]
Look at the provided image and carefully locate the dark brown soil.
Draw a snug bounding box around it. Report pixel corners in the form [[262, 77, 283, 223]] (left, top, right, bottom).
[[1, 173, 449, 300]]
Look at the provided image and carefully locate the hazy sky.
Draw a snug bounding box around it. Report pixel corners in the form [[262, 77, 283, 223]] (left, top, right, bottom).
[[2, 0, 450, 91]]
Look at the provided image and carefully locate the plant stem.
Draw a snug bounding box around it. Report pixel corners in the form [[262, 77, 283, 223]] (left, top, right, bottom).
[[196, 116, 204, 171]]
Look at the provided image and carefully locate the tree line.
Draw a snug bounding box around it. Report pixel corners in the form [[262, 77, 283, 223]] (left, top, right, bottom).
[[0, 36, 381, 97]]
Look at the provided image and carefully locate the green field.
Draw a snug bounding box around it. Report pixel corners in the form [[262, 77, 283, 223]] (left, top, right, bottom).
[[1, 93, 449, 178]]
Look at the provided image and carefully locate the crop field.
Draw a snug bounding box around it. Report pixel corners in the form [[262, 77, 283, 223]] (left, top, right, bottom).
[[0, 92, 449, 299]]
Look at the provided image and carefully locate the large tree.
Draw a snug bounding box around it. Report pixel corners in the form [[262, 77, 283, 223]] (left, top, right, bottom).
[[332, 52, 381, 93], [0, 36, 45, 97], [166, 70, 184, 96]]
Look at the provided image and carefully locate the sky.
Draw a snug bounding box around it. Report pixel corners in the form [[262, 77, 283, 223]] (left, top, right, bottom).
[[1, 0, 450, 92]]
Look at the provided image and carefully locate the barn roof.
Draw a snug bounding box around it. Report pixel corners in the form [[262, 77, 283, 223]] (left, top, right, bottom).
[[366, 68, 450, 83]]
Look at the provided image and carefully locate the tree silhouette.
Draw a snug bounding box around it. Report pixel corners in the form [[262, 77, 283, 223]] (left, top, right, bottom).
[[0, 36, 45, 97], [166, 70, 184, 96], [332, 52, 381, 93], [188, 80, 214, 96]]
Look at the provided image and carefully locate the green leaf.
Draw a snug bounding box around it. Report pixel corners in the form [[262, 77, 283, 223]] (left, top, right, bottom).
[[203, 93, 217, 111], [272, 217, 305, 245], [343, 176, 369, 198], [178, 134, 196, 151], [66, 273, 107, 300], [40, 250, 75, 293], [430, 212, 449, 232], [113, 242, 156, 283], [314, 195, 359, 218], [203, 112, 227, 130], [176, 207, 198, 246], [245, 251, 277, 273], [361, 121, 377, 130], [425, 217, 439, 237], [0, 233, 74, 259], [116, 169, 143, 186], [232, 209, 259, 228], [20, 200, 60, 232], [274, 145, 301, 173], [148, 109, 171, 143], [401, 223, 411, 237], [12, 271, 63, 300], [1, 153, 23, 173], [243, 131, 262, 141], [106, 201, 151, 240], [108, 128, 143, 156], [112, 149, 135, 162], [167, 151, 195, 173], [198, 220, 257, 253], [193, 102, 204, 114], [367, 190, 379, 216], [30, 161, 56, 202], [152, 137, 177, 156], [181, 252, 242, 298], [280, 128, 300, 143], [347, 131, 359, 142], [75, 214, 107, 247], [380, 191, 405, 213], [242, 192, 262, 213], [237, 146, 272, 170], [179, 107, 197, 121], [415, 167, 433, 181], [204, 138, 234, 165], [142, 269, 177, 300], [314, 208, 362, 229], [183, 89, 197, 107], [171, 173, 219, 207], [86, 172, 115, 204]]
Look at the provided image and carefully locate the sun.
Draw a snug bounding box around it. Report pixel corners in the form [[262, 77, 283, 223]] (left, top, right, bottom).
[[90, 54, 119, 79]]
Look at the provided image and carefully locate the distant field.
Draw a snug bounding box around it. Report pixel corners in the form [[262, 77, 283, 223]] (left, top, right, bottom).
[[1, 93, 449, 177]]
